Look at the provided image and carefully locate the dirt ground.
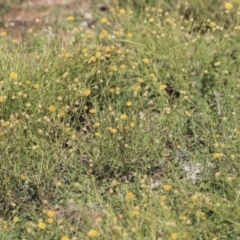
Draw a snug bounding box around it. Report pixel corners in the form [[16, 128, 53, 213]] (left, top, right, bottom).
[[1, 0, 99, 39]]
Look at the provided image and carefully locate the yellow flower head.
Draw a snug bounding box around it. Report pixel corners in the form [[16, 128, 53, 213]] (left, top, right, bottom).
[[125, 191, 134, 200], [38, 222, 46, 230], [126, 101, 133, 106], [191, 193, 199, 202], [162, 184, 172, 191], [142, 58, 150, 64], [101, 17, 108, 24], [0, 96, 7, 103], [120, 114, 128, 120], [64, 53, 71, 58], [10, 72, 18, 79], [88, 229, 98, 237], [170, 233, 178, 239], [89, 109, 96, 114], [213, 153, 223, 158], [61, 237, 69, 240], [110, 128, 117, 133], [119, 8, 126, 15], [47, 218, 54, 224], [94, 122, 100, 127], [13, 216, 20, 223], [160, 84, 167, 90], [47, 210, 55, 218], [210, 21, 217, 28], [99, 29, 108, 39], [81, 89, 91, 97], [95, 51, 102, 58], [95, 132, 101, 137], [58, 109, 65, 116], [225, 2, 233, 10], [34, 84, 40, 89], [131, 210, 140, 216], [48, 105, 56, 112], [0, 31, 7, 37], [67, 16, 74, 21]]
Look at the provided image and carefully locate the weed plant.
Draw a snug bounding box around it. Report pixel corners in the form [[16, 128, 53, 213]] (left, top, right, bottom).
[[0, 0, 240, 239]]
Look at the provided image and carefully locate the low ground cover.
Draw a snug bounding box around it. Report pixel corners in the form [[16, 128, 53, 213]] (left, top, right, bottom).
[[0, 0, 240, 239]]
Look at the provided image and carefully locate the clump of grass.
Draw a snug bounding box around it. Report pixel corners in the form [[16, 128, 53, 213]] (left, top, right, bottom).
[[0, 0, 240, 239]]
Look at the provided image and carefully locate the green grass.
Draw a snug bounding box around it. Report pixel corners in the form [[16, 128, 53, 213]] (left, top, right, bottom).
[[1, 0, 240, 239]]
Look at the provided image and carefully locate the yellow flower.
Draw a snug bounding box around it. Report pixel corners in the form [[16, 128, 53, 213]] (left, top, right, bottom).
[[170, 233, 178, 239], [119, 8, 126, 15], [149, 73, 156, 78], [10, 72, 18, 79], [64, 53, 71, 58], [47, 210, 55, 218], [191, 193, 199, 202], [1, 121, 9, 127], [13, 216, 20, 223], [88, 229, 98, 237], [0, 96, 6, 103], [126, 101, 133, 106], [120, 64, 126, 69], [225, 2, 233, 10], [101, 17, 108, 24], [110, 65, 118, 71], [47, 218, 54, 224], [33, 84, 40, 89], [160, 84, 167, 90], [125, 192, 134, 200], [138, 78, 144, 83], [210, 21, 217, 28], [99, 29, 108, 39], [165, 18, 175, 25], [179, 215, 188, 221], [61, 237, 69, 240], [162, 184, 172, 191], [0, 31, 7, 37], [109, 88, 115, 93], [95, 52, 102, 58], [120, 114, 128, 120], [130, 122, 135, 127], [95, 132, 101, 137], [20, 174, 26, 180], [38, 222, 46, 230], [127, 33, 133, 38], [110, 128, 117, 133], [89, 109, 96, 114], [142, 58, 150, 64], [67, 16, 74, 21], [81, 89, 91, 97], [94, 122, 100, 127], [48, 105, 56, 112], [58, 108, 65, 116], [89, 56, 96, 63], [213, 153, 223, 158], [131, 210, 140, 216]]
